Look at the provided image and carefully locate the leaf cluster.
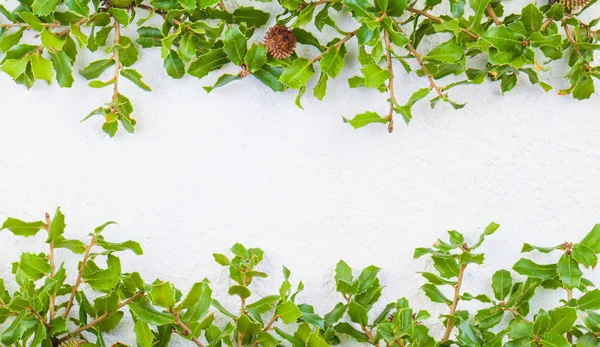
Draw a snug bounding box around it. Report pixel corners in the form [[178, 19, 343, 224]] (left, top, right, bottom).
[[0, 0, 598, 135], [1, 209, 600, 346]]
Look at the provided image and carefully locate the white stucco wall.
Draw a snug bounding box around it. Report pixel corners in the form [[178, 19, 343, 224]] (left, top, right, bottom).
[[0, 0, 600, 344]]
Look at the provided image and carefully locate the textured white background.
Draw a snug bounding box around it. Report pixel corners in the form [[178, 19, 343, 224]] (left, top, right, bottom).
[[1, 0, 600, 344]]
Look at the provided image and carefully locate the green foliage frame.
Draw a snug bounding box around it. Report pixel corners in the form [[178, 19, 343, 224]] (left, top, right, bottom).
[[1, 208, 600, 346], [0, 0, 598, 136]]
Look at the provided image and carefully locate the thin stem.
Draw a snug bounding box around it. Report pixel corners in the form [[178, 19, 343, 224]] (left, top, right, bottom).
[[487, 5, 502, 25], [45, 213, 56, 321], [407, 7, 479, 39], [63, 234, 97, 319], [171, 310, 206, 347], [441, 264, 466, 342], [566, 289, 573, 343], [218, 0, 226, 10], [541, 18, 553, 31], [391, 18, 445, 99], [563, 22, 591, 71], [60, 291, 143, 341], [56, 17, 87, 37], [383, 30, 395, 133], [0, 22, 61, 28], [29, 308, 51, 328], [342, 296, 375, 344], [263, 314, 280, 331], [505, 307, 531, 322], [111, 19, 122, 111], [308, 28, 360, 65]]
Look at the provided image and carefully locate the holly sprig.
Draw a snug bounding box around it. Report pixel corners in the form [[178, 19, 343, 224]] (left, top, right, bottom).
[[2, 208, 600, 345], [0, 0, 598, 135]]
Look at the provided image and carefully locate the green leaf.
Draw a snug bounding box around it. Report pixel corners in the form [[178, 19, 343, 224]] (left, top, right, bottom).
[[572, 243, 597, 268], [80, 59, 115, 80], [109, 8, 130, 26], [0, 28, 25, 53], [425, 42, 464, 63], [343, 111, 387, 129], [228, 285, 251, 299], [512, 258, 557, 280], [244, 44, 266, 72], [19, 252, 51, 280], [120, 68, 151, 91], [164, 50, 185, 79], [320, 43, 346, 78], [1, 218, 44, 237], [232, 7, 270, 27], [150, 281, 177, 308], [492, 270, 512, 300], [314, 73, 328, 100], [30, 53, 54, 82], [118, 36, 138, 67], [129, 300, 176, 325], [387, 0, 407, 16], [521, 3, 543, 34], [1, 58, 30, 80], [96, 236, 143, 255], [17, 12, 44, 31], [475, 307, 504, 330], [533, 309, 549, 335], [421, 283, 452, 304], [547, 307, 577, 335], [578, 289, 600, 310], [83, 269, 120, 291], [32, 0, 60, 16], [279, 58, 315, 89], [203, 73, 241, 93], [521, 243, 561, 253], [360, 64, 390, 88], [557, 254, 582, 289], [223, 26, 247, 66], [253, 65, 286, 92], [482, 26, 526, 51], [134, 320, 153, 347], [50, 51, 74, 88], [581, 224, 600, 253], [213, 253, 231, 266], [334, 322, 369, 342], [277, 301, 303, 324], [188, 49, 229, 79], [540, 334, 570, 347], [347, 301, 368, 326], [66, 0, 90, 16], [469, 0, 490, 28]]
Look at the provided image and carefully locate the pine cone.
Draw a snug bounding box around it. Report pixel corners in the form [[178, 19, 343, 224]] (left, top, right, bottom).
[[559, 0, 589, 11], [59, 338, 85, 347], [264, 26, 297, 59]]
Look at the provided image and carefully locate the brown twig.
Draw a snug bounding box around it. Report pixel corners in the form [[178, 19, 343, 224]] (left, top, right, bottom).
[[487, 4, 502, 25], [0, 22, 61, 28], [391, 18, 445, 99], [441, 264, 466, 342], [59, 291, 143, 342], [29, 308, 51, 328], [63, 234, 97, 319], [56, 17, 87, 37], [308, 28, 360, 65], [263, 314, 280, 331], [44, 212, 57, 321], [541, 18, 553, 31], [111, 19, 121, 111], [566, 289, 573, 343], [563, 22, 591, 70], [342, 296, 376, 344], [171, 310, 206, 347], [505, 307, 531, 322], [407, 7, 479, 39], [383, 30, 395, 133]]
